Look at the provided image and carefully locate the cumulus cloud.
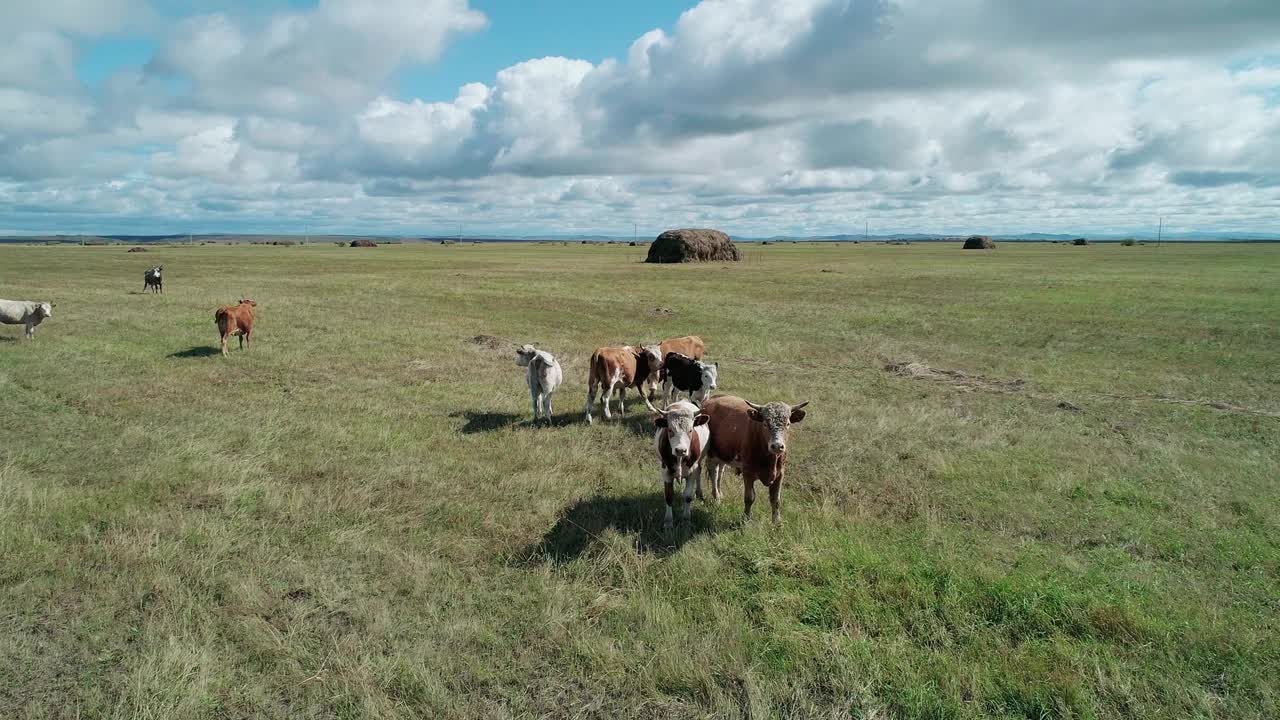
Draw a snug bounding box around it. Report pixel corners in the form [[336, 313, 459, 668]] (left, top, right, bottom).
[[3, 0, 1280, 235]]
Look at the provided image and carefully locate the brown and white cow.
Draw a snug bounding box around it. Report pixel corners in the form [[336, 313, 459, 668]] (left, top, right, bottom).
[[702, 395, 809, 524], [214, 299, 256, 357], [660, 335, 704, 362], [653, 400, 711, 529], [583, 344, 661, 424]]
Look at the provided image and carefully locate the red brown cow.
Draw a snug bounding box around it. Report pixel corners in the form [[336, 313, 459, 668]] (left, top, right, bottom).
[[702, 395, 809, 524], [584, 344, 661, 424], [660, 335, 704, 362], [214, 299, 256, 357]]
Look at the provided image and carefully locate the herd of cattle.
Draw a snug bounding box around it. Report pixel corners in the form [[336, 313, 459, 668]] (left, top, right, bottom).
[[4, 267, 805, 530], [518, 336, 808, 528], [5, 266, 255, 357]]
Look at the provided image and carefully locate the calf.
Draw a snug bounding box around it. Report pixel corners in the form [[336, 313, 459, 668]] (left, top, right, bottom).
[[583, 344, 661, 424], [0, 299, 53, 339], [660, 351, 719, 405], [143, 266, 163, 293], [652, 400, 711, 529], [702, 395, 809, 524], [515, 344, 563, 424], [214, 300, 256, 356]]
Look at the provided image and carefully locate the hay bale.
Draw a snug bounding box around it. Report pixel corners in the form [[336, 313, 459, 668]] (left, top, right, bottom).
[[962, 235, 995, 250], [126, 246, 148, 253], [1072, 238, 1088, 246], [350, 239, 378, 247], [645, 228, 741, 263]]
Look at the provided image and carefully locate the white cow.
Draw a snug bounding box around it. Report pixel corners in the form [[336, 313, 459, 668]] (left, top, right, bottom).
[[516, 344, 563, 424], [0, 300, 53, 339]]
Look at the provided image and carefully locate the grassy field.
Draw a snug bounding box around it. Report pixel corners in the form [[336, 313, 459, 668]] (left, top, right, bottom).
[[1, 241, 1277, 719]]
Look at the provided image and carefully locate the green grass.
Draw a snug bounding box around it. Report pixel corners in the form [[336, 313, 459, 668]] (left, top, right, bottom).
[[1, 241, 1277, 719]]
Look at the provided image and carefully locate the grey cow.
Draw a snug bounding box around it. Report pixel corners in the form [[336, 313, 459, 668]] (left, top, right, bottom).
[[0, 299, 53, 339], [516, 344, 563, 424]]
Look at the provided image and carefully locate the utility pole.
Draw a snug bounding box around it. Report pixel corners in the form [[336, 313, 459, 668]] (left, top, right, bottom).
[[634, 222, 637, 244], [1157, 216, 1163, 247], [458, 223, 462, 242], [865, 220, 869, 242]]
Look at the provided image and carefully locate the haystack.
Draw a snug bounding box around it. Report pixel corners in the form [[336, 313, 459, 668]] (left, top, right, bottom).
[[350, 239, 378, 247], [1072, 238, 1089, 246], [962, 235, 995, 249], [645, 229, 740, 263]]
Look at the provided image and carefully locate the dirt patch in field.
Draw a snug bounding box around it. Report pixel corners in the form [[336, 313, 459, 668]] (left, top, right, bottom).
[[649, 306, 673, 318], [885, 361, 1027, 393], [467, 334, 512, 352]]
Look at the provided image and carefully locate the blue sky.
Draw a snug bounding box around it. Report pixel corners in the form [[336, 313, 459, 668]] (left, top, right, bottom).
[[2, 1, 1280, 237]]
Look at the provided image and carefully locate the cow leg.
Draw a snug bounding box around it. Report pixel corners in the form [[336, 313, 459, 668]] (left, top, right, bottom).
[[601, 382, 614, 420], [584, 379, 597, 424], [742, 476, 756, 522], [243, 330, 250, 350], [529, 384, 541, 422], [708, 462, 723, 502], [25, 322, 34, 339], [662, 468, 675, 530], [683, 465, 699, 521], [220, 335, 229, 357], [768, 477, 783, 525], [616, 386, 626, 415], [542, 391, 554, 423], [238, 333, 245, 351]]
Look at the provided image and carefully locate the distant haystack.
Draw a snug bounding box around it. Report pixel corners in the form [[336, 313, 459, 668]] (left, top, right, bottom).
[[963, 235, 995, 250], [350, 239, 378, 247], [645, 229, 740, 263], [1072, 238, 1089, 246], [127, 246, 148, 253]]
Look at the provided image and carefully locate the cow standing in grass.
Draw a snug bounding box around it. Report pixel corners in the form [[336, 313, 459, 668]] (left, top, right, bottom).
[[652, 400, 711, 529], [660, 352, 719, 405], [702, 396, 809, 524], [0, 299, 53, 339], [516, 344, 563, 425], [143, 266, 163, 293], [584, 344, 661, 424], [215, 300, 256, 356]]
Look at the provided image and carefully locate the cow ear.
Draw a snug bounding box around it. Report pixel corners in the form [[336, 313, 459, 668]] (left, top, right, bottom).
[[653, 416, 667, 428], [694, 414, 709, 426], [790, 408, 807, 423], [747, 408, 764, 422]]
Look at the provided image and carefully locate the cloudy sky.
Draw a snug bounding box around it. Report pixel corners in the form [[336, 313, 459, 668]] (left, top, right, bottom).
[[2, 0, 1279, 237]]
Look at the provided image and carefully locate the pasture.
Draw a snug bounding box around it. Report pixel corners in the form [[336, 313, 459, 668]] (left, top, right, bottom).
[[1, 241, 1277, 719]]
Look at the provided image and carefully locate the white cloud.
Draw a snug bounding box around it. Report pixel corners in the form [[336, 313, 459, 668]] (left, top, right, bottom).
[[3, 0, 1280, 236]]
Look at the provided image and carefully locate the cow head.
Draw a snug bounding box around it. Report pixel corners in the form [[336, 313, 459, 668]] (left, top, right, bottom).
[[653, 401, 709, 458], [240, 299, 257, 307], [745, 400, 809, 455], [634, 344, 662, 378], [698, 361, 719, 393], [37, 302, 52, 318], [515, 344, 538, 367]]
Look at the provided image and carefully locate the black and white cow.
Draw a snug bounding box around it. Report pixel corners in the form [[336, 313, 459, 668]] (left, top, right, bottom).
[[659, 351, 719, 405], [143, 266, 163, 294], [652, 400, 711, 529]]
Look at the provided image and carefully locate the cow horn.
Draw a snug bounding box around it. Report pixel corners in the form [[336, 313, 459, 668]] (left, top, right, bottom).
[[745, 400, 764, 411], [792, 401, 809, 410]]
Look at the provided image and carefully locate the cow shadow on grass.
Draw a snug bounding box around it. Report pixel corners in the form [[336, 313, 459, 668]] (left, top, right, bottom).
[[167, 345, 221, 358], [452, 410, 581, 433], [520, 493, 715, 563]]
